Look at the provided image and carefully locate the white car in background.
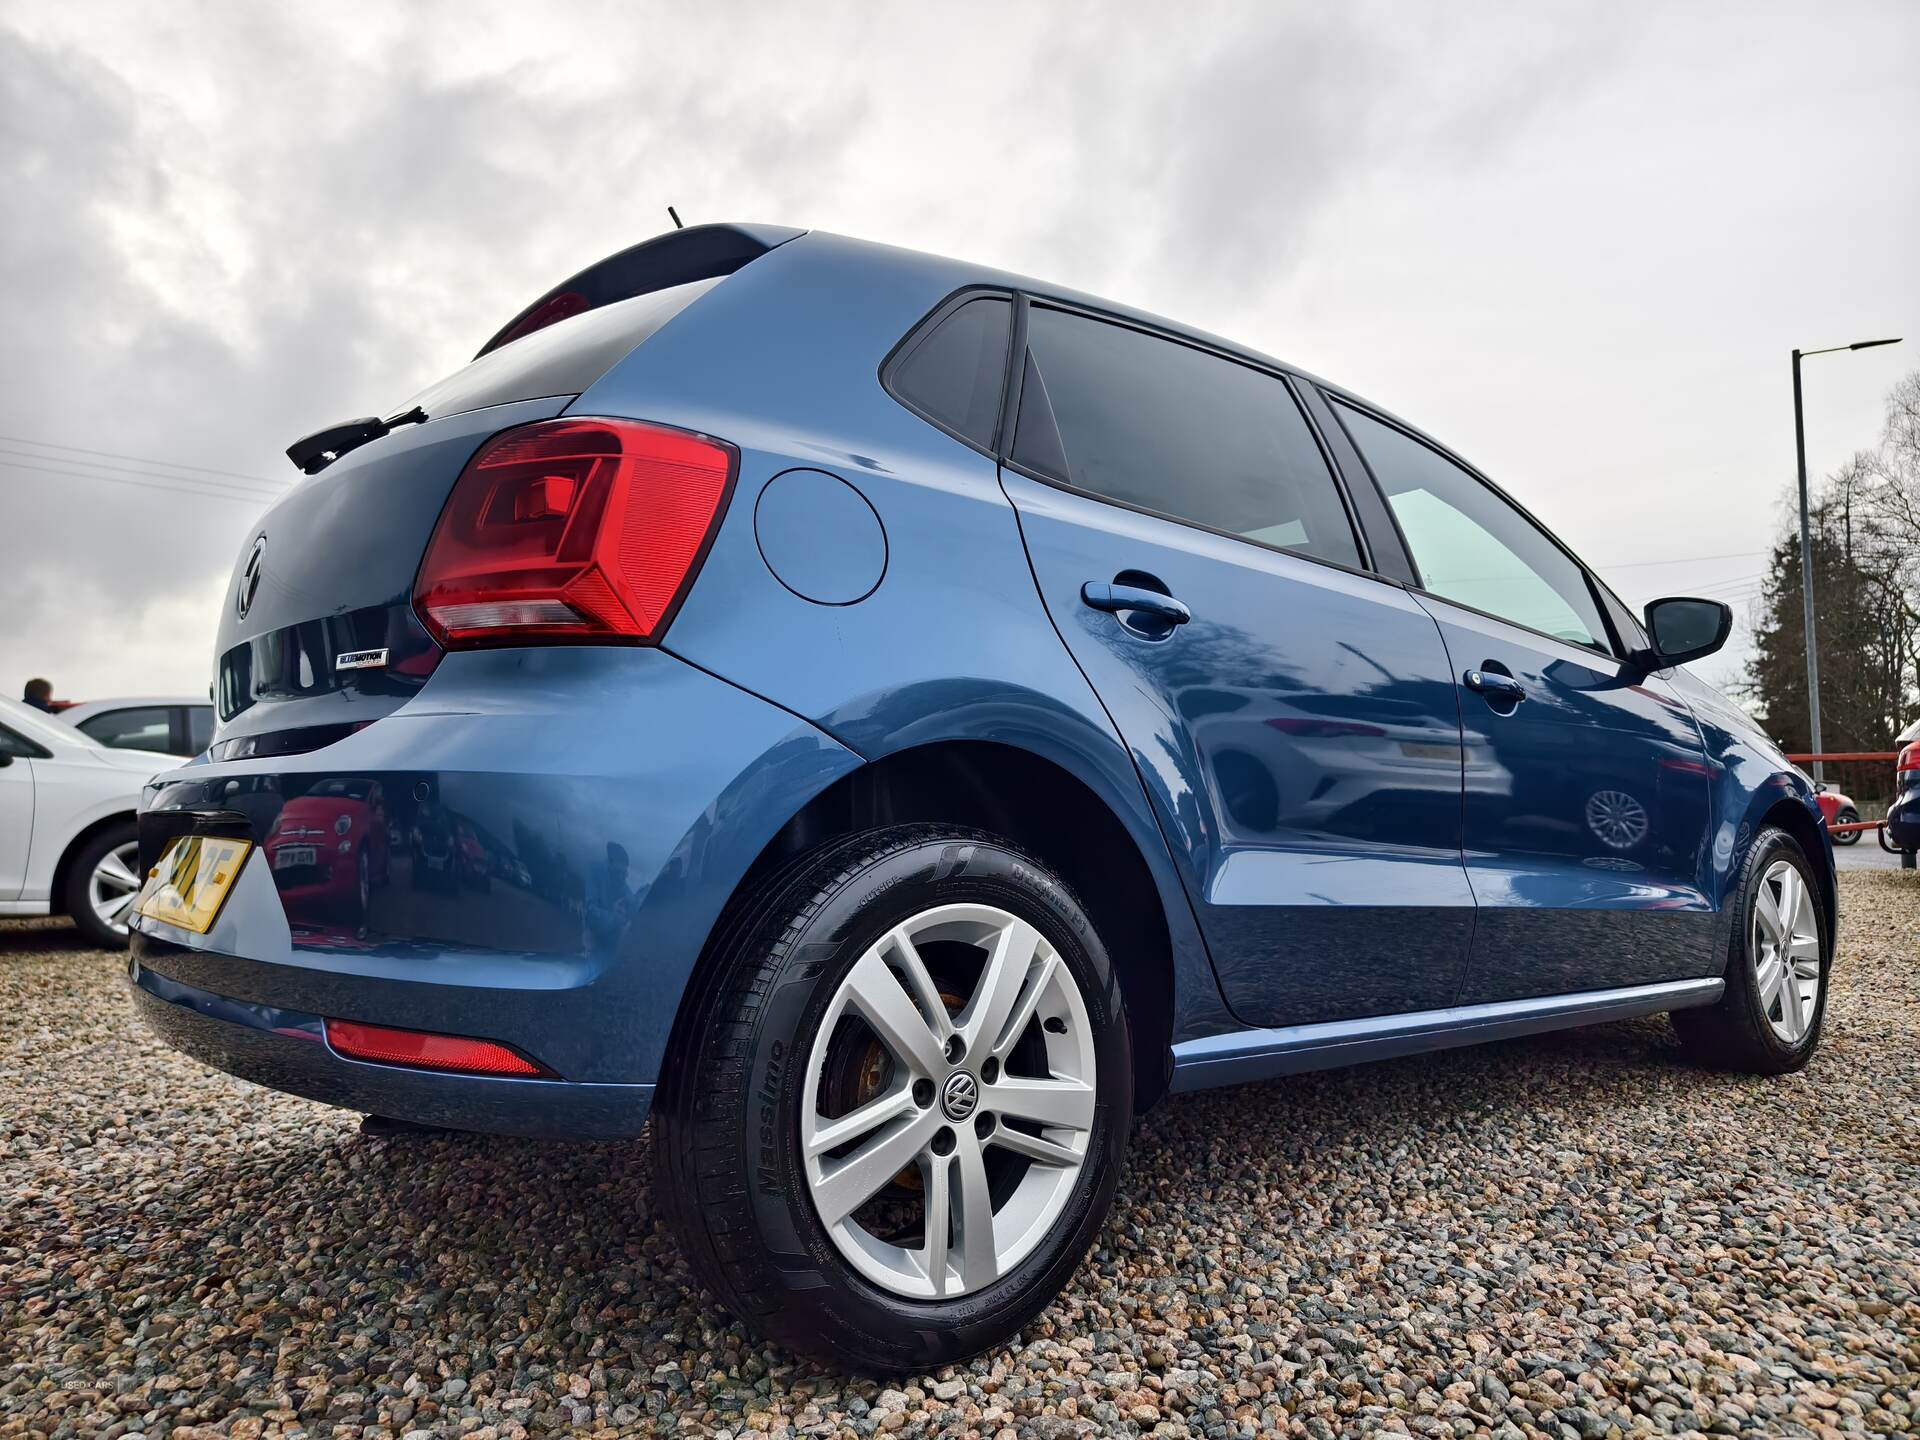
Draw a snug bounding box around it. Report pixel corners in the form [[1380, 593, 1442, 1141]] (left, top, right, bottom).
[[0, 695, 171, 947], [58, 695, 214, 760]]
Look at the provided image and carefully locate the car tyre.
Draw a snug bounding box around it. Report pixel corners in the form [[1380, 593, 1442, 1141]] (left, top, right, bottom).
[[1671, 826, 1829, 1075], [65, 820, 143, 950], [1830, 806, 1861, 845], [652, 823, 1132, 1371]]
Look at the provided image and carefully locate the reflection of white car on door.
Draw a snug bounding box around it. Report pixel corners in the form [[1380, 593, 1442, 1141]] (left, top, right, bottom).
[[0, 695, 169, 946]]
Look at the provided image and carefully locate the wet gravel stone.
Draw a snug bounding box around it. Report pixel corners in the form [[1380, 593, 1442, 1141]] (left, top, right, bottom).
[[4, 870, 1916, 1438]]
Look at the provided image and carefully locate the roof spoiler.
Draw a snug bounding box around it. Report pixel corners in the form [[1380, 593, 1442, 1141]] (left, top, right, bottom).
[[474, 222, 804, 360]]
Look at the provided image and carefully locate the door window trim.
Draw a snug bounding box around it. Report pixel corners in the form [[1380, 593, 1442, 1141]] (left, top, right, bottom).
[[1321, 389, 1625, 661], [995, 292, 1386, 584]]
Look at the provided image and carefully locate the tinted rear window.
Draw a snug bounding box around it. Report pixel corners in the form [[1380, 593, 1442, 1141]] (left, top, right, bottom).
[[887, 295, 1012, 448], [1014, 306, 1361, 568], [402, 276, 721, 420]]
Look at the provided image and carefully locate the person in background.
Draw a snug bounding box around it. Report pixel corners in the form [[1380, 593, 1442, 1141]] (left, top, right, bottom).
[[22, 678, 55, 713]]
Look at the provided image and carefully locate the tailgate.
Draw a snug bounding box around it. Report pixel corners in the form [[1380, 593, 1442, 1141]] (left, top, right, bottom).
[[212, 395, 570, 755]]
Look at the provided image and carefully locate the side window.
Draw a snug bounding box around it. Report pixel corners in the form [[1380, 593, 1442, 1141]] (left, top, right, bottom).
[[887, 295, 1012, 449], [1597, 583, 1648, 655], [1014, 306, 1362, 569], [1335, 401, 1607, 650], [77, 706, 175, 754], [185, 705, 215, 754], [0, 725, 44, 759]]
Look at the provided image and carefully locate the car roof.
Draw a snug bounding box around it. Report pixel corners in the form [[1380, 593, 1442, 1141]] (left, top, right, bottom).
[[0, 694, 101, 751]]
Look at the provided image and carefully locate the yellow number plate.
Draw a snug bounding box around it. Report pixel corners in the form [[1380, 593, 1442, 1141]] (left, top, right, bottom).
[[135, 836, 252, 935]]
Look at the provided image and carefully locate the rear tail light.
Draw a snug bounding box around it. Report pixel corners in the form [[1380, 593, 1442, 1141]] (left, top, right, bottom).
[[1899, 742, 1920, 774], [414, 417, 736, 648], [325, 1018, 546, 1077]]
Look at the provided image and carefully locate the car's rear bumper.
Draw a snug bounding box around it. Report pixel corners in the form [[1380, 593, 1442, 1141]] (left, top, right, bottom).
[[130, 646, 863, 1116], [1887, 786, 1920, 849], [129, 957, 655, 1139]]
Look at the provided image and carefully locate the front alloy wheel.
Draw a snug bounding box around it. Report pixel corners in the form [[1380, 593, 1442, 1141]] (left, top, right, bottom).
[[65, 820, 144, 949], [1672, 826, 1829, 1074], [1750, 857, 1821, 1043], [653, 825, 1131, 1371]]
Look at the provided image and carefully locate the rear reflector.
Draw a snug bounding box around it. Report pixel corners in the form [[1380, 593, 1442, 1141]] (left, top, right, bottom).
[[325, 1018, 545, 1077], [414, 417, 736, 648]]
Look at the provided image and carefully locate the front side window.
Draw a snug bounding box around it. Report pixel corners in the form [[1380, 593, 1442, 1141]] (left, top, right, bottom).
[[77, 706, 175, 754], [887, 295, 1012, 449], [0, 725, 43, 759], [1335, 402, 1607, 649], [1014, 307, 1362, 569], [185, 705, 215, 754]]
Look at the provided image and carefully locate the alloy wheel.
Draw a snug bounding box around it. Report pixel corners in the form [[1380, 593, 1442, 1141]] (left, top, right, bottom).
[[800, 903, 1097, 1300], [1752, 858, 1821, 1043], [88, 840, 144, 938]]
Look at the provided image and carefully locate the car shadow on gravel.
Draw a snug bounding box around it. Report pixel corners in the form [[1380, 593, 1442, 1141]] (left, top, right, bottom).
[[0, 914, 114, 955], [139, 1012, 1706, 1331]]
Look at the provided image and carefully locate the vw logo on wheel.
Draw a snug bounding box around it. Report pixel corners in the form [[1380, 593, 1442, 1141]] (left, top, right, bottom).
[[941, 1071, 979, 1121], [236, 535, 267, 620]]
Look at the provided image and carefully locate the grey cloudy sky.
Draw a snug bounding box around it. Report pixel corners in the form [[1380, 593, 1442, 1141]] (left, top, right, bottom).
[[4, 0, 1916, 702]]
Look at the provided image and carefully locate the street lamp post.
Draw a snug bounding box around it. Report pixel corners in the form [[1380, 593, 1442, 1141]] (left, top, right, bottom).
[[1790, 337, 1900, 783]]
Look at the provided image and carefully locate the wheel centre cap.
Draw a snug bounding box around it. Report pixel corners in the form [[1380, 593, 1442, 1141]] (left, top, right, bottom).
[[940, 1070, 979, 1121]]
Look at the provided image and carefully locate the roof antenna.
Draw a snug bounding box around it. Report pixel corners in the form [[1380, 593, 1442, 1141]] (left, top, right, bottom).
[[667, 205, 684, 230]]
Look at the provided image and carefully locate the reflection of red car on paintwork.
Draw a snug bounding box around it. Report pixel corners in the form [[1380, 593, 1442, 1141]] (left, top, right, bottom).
[[264, 779, 391, 914], [1812, 784, 1862, 847]]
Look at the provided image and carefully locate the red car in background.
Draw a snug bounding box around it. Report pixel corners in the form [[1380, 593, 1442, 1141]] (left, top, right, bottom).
[[264, 778, 391, 920], [1812, 783, 1863, 846]]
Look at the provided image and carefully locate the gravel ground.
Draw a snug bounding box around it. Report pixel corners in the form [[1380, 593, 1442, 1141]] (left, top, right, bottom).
[[4, 871, 1916, 1440]]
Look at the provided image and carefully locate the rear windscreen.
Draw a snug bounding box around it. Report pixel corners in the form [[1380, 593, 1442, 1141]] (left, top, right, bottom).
[[401, 276, 721, 420]]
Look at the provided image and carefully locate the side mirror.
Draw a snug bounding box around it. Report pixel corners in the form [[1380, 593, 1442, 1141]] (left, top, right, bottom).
[[0, 751, 11, 768], [1638, 597, 1733, 669]]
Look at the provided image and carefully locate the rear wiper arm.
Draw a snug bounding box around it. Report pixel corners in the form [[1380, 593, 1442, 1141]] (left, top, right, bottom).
[[285, 405, 427, 475]]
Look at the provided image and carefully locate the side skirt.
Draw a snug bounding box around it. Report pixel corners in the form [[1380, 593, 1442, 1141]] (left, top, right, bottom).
[[1168, 977, 1723, 1093]]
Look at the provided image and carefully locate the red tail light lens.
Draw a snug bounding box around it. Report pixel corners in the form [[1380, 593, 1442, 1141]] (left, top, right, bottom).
[[414, 417, 736, 648], [1899, 742, 1920, 774], [325, 1018, 546, 1077]]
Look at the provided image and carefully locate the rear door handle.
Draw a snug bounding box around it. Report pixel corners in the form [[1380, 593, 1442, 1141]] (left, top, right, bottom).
[[1463, 668, 1526, 702], [1081, 582, 1191, 626]]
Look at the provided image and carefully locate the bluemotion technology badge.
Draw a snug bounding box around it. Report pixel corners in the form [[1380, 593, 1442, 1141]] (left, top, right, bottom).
[[335, 648, 390, 671]]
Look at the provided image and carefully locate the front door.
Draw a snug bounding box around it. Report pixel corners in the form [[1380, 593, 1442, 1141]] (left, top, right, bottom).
[[1002, 302, 1475, 1028], [1331, 398, 1716, 1002]]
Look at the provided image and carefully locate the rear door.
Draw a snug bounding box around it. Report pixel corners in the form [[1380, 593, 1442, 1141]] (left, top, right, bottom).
[[999, 301, 1475, 1028], [1330, 398, 1716, 1001]]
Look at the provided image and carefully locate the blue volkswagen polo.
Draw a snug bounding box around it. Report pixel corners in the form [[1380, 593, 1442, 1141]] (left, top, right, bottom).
[[131, 224, 1835, 1369]]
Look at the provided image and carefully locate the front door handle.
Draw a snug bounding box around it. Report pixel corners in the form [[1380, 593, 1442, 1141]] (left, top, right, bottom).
[[1081, 582, 1192, 626], [1464, 668, 1526, 703]]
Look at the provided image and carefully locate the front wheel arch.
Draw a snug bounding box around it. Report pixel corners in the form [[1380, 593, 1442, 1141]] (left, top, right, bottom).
[[49, 811, 141, 918], [1753, 796, 1836, 956]]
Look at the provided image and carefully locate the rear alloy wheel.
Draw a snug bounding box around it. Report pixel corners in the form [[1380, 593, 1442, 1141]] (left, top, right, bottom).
[[653, 825, 1131, 1371], [1673, 827, 1829, 1073], [66, 821, 143, 949], [1831, 806, 1861, 845], [800, 902, 1099, 1300]]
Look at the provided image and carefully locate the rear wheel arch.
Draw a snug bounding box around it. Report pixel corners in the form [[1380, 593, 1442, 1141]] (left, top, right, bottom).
[[663, 739, 1183, 1111]]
